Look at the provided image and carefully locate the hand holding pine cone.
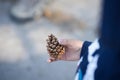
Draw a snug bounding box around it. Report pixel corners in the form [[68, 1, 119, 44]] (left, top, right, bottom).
[[46, 34, 65, 60]]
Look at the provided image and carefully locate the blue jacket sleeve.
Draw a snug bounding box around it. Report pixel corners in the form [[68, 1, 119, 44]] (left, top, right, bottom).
[[80, 41, 92, 58]]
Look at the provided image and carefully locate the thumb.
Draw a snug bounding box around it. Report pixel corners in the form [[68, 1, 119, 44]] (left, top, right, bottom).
[[59, 39, 70, 46]]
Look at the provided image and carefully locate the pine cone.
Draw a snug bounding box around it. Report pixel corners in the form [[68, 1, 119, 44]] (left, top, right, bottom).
[[46, 34, 65, 59]]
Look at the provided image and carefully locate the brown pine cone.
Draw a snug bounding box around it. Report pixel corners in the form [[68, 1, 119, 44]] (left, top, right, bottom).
[[46, 34, 65, 59]]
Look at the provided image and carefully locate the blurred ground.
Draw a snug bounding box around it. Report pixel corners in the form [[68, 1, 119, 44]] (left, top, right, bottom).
[[0, 0, 101, 80]]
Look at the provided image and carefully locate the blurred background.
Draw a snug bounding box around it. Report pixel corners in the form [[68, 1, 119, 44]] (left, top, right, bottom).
[[0, 0, 101, 80]]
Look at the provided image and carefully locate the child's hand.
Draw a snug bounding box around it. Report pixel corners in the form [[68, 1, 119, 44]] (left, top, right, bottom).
[[47, 39, 83, 63]]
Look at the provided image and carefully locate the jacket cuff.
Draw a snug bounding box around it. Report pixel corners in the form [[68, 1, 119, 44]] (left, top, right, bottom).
[[80, 41, 92, 58]]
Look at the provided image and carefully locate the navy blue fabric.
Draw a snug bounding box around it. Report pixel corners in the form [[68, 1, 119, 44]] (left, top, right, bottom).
[[100, 0, 120, 51], [76, 41, 91, 74], [79, 41, 91, 76], [80, 41, 92, 58], [97, 0, 120, 78], [94, 39, 120, 80]]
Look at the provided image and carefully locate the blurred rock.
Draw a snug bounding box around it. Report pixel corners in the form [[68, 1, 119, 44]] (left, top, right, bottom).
[[43, 7, 86, 29], [43, 0, 101, 30], [10, 0, 54, 22], [10, 0, 101, 30]]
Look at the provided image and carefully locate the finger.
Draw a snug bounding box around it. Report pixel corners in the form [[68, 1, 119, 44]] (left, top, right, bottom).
[[47, 59, 56, 63], [47, 58, 56, 63], [47, 59, 51, 63], [47, 59, 52, 63]]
